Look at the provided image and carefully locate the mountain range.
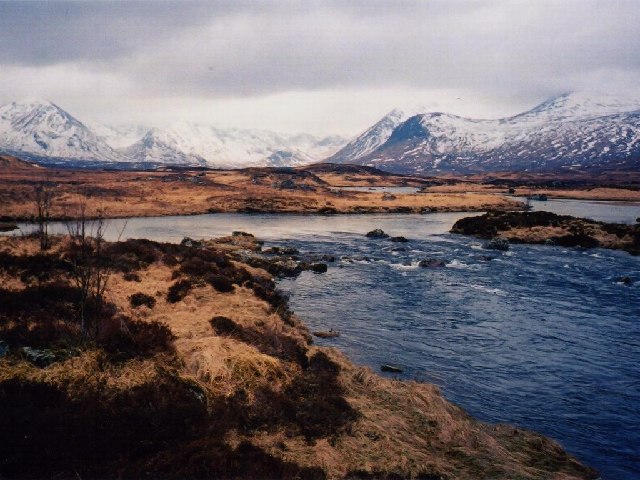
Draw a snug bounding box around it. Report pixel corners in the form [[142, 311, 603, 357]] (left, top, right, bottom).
[[329, 92, 640, 174], [0, 99, 347, 168], [1, 92, 639, 173]]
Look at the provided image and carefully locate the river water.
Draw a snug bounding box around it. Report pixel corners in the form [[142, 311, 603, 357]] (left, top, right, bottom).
[[10, 200, 640, 479]]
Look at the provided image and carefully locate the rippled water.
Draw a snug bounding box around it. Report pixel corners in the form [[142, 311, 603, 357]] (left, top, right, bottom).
[[9, 200, 640, 479], [277, 232, 639, 480]]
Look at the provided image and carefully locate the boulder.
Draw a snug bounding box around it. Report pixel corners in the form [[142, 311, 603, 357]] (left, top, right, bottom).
[[313, 329, 340, 339], [21, 347, 58, 368], [389, 236, 409, 243], [418, 258, 446, 268], [366, 229, 389, 239], [381, 364, 403, 373], [382, 192, 397, 201], [483, 238, 510, 251], [180, 237, 203, 248], [310, 263, 328, 273]]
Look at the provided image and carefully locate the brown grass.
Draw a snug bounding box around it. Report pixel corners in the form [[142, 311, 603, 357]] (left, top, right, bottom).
[[0, 155, 523, 220], [0, 233, 599, 479]]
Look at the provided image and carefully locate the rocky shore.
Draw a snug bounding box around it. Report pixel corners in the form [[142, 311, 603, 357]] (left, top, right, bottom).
[[0, 232, 598, 479], [451, 210, 640, 255]]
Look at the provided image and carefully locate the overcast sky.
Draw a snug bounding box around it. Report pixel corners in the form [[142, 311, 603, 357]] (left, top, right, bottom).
[[1, 0, 639, 135]]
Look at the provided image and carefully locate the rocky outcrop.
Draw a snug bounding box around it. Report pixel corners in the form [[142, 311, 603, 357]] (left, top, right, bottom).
[[452, 211, 640, 255]]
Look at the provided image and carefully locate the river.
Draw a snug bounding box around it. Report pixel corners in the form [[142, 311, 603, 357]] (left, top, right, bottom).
[[10, 199, 640, 479]]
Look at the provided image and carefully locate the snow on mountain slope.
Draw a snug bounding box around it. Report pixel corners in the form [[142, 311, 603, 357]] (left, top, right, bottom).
[[123, 121, 347, 168], [351, 92, 640, 174], [121, 127, 207, 166], [88, 122, 150, 150], [0, 99, 127, 162], [326, 106, 427, 164], [0, 99, 346, 167]]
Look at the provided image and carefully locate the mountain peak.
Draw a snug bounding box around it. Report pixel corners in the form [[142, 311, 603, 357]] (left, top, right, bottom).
[[0, 99, 126, 162], [514, 91, 640, 122], [9, 98, 59, 111]]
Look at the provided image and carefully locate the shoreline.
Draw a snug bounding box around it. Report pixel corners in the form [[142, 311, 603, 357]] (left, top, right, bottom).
[[0, 233, 599, 479]]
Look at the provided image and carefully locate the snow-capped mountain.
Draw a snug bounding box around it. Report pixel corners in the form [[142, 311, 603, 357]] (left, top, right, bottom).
[[121, 127, 208, 166], [339, 92, 640, 174], [0, 99, 346, 168], [122, 121, 346, 168], [88, 122, 150, 150], [0, 99, 127, 162], [327, 107, 421, 164]]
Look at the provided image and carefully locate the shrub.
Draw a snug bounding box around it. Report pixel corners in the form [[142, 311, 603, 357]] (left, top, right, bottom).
[[206, 274, 235, 293], [167, 279, 193, 303], [210, 316, 239, 335], [129, 292, 156, 309]]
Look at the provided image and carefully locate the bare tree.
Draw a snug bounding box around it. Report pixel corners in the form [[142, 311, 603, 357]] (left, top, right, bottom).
[[66, 205, 111, 337], [32, 179, 54, 250]]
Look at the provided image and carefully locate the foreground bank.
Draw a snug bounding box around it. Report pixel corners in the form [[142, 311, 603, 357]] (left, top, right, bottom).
[[0, 233, 597, 479]]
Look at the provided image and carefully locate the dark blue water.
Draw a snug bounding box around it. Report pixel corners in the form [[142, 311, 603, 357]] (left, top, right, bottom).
[[277, 234, 640, 480], [9, 201, 640, 478]]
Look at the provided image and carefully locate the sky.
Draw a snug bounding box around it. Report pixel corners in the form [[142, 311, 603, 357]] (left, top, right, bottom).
[[1, 0, 639, 136]]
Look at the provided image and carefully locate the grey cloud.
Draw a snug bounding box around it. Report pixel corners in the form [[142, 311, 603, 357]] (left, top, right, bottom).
[[1, 0, 639, 132], [106, 0, 640, 99]]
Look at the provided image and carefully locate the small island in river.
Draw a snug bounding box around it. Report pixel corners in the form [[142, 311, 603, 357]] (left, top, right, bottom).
[[452, 210, 640, 255]]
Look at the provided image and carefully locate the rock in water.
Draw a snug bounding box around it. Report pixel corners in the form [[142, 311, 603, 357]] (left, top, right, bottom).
[[389, 236, 409, 243], [310, 263, 328, 273], [418, 258, 446, 268], [313, 329, 341, 339], [484, 238, 510, 251], [381, 364, 403, 373], [366, 229, 389, 238]]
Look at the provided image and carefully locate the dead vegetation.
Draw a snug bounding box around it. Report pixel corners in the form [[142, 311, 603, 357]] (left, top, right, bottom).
[[0, 233, 598, 479], [0, 155, 522, 220], [451, 210, 640, 254]]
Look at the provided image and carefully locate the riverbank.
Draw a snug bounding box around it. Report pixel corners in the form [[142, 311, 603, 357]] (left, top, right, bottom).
[[0, 233, 598, 479], [0, 155, 522, 221], [451, 210, 640, 255]]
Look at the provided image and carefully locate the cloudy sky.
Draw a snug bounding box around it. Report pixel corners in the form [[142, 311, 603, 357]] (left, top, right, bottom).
[[1, 0, 639, 135]]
